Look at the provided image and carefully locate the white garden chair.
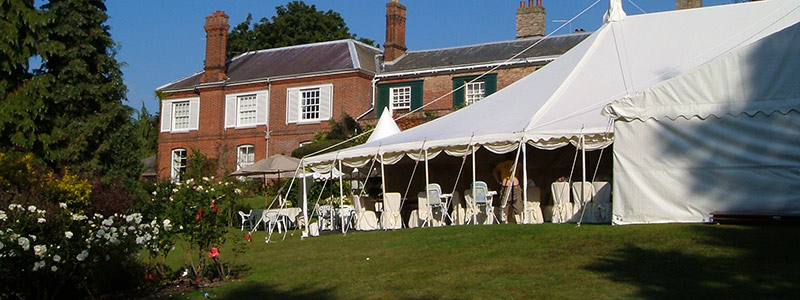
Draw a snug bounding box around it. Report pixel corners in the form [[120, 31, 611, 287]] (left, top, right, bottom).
[[238, 210, 253, 231], [465, 181, 494, 225], [425, 183, 450, 226]]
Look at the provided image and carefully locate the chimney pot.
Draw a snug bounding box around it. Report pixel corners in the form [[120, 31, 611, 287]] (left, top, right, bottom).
[[537, 0, 542, 7], [520, 1, 525, 8], [676, 0, 702, 10], [517, 0, 546, 39]]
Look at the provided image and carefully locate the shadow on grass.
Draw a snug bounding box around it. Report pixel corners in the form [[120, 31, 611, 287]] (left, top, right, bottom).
[[585, 225, 800, 299], [215, 282, 336, 300]]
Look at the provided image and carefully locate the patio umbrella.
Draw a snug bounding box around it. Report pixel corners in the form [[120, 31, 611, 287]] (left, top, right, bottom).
[[230, 154, 300, 177], [231, 154, 301, 207]]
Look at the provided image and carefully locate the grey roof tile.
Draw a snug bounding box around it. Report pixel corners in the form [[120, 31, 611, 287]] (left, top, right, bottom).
[[159, 39, 381, 91], [381, 33, 590, 74]]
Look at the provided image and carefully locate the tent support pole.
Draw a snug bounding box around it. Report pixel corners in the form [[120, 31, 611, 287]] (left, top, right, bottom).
[[580, 133, 587, 226], [471, 145, 477, 225], [522, 142, 528, 224], [424, 149, 430, 190], [380, 153, 387, 230], [302, 166, 308, 238], [339, 159, 344, 232]]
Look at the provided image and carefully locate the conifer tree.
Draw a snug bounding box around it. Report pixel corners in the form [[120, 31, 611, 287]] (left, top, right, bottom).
[[0, 0, 137, 181]]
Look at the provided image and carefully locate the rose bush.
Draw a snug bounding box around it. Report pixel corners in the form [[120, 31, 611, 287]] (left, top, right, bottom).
[[0, 202, 169, 299], [143, 176, 241, 281]]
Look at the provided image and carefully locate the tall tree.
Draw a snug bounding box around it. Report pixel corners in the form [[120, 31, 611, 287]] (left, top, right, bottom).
[[227, 0, 376, 59], [0, 0, 136, 181]]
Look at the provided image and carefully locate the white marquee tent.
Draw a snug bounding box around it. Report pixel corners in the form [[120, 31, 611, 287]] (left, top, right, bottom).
[[603, 20, 800, 224], [299, 0, 800, 230], [305, 0, 800, 169]]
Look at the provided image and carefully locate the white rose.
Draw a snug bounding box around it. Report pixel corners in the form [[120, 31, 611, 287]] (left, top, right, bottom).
[[28, 205, 37, 212], [77, 250, 89, 261], [18, 237, 30, 250], [53, 255, 61, 262], [37, 218, 46, 224], [51, 265, 58, 272], [59, 203, 68, 209], [65, 231, 73, 239], [33, 245, 47, 257]]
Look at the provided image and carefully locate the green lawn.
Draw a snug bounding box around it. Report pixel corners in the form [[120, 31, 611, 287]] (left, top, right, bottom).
[[167, 224, 800, 299]]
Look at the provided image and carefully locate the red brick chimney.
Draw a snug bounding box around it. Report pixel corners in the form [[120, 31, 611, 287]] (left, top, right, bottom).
[[516, 0, 546, 39], [201, 10, 229, 83], [384, 0, 407, 62]]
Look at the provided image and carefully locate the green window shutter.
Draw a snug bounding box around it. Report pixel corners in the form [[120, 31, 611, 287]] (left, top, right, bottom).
[[485, 74, 497, 96], [452, 77, 465, 108], [377, 85, 390, 118], [377, 80, 424, 115], [410, 81, 423, 110]]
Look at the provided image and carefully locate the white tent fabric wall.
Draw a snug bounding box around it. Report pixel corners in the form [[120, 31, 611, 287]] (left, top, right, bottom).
[[304, 0, 800, 170], [604, 20, 800, 225]]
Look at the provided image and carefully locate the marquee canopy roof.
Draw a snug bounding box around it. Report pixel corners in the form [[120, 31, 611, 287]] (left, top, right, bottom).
[[305, 0, 800, 169]]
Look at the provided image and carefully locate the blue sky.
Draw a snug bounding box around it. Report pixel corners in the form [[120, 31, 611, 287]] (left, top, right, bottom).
[[104, 0, 733, 114]]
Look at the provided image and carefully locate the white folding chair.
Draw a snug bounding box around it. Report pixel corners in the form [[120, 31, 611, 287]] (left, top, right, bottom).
[[380, 192, 402, 230], [238, 210, 253, 231], [467, 181, 494, 225], [263, 210, 285, 244], [426, 183, 451, 226], [316, 205, 333, 231]]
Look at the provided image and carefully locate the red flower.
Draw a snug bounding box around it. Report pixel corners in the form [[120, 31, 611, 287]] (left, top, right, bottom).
[[146, 273, 154, 281], [207, 247, 220, 258], [245, 233, 252, 243], [210, 202, 220, 213], [196, 208, 204, 220]]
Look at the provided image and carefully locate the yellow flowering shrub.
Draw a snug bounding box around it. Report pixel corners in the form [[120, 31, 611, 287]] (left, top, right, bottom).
[[44, 171, 92, 213]]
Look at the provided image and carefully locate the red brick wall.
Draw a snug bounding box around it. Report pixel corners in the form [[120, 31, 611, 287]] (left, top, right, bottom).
[[157, 72, 373, 179], [380, 65, 543, 118]]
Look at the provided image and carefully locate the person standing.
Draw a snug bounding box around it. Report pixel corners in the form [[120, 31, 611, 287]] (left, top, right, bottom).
[[493, 160, 523, 224]]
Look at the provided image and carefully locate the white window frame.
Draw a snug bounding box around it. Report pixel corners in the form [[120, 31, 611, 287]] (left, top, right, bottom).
[[172, 101, 190, 130], [160, 97, 200, 133], [171, 148, 187, 181], [464, 81, 485, 105], [390, 86, 411, 110], [236, 145, 255, 171], [300, 88, 321, 121], [160, 97, 199, 133], [286, 84, 332, 124], [225, 90, 268, 129], [237, 94, 258, 127]]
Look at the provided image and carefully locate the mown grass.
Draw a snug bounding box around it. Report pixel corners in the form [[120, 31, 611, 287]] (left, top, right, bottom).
[[164, 224, 800, 300]]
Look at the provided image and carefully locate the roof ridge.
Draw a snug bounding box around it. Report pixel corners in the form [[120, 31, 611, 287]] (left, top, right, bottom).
[[404, 32, 591, 54], [230, 39, 355, 61]]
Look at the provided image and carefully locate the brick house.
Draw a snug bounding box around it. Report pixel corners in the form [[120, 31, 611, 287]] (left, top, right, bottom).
[[156, 11, 380, 179], [155, 1, 587, 179], [371, 0, 588, 122]]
